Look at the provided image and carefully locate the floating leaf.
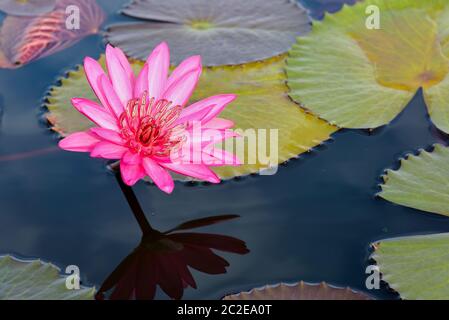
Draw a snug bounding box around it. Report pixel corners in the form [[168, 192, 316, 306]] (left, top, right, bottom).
[[223, 281, 371, 300], [372, 233, 449, 300], [105, 0, 311, 66], [0, 0, 56, 17], [298, 0, 361, 19], [0, 255, 95, 300], [287, 0, 449, 133], [379, 144, 449, 217], [0, 0, 105, 69], [45, 55, 336, 180]]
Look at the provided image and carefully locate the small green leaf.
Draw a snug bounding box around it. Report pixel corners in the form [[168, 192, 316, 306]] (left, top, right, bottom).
[[379, 144, 449, 217], [372, 233, 449, 300], [0, 255, 95, 300]]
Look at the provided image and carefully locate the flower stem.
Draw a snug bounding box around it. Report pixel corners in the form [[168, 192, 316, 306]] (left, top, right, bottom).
[[114, 170, 154, 235]]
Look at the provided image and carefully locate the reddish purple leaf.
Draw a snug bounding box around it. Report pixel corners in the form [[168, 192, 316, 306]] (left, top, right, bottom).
[[0, 0, 56, 17], [0, 0, 105, 68], [224, 281, 372, 300]]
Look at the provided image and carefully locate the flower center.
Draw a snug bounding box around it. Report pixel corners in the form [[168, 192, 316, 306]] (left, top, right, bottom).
[[118, 92, 185, 157]]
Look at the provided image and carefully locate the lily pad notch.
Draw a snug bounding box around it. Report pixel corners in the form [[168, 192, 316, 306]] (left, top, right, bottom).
[[286, 0, 449, 133]]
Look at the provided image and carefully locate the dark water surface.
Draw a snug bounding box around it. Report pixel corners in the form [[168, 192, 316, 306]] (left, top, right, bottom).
[[1, 0, 448, 299]]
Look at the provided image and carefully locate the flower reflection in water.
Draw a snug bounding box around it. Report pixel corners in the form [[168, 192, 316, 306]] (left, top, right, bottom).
[[96, 172, 249, 300]]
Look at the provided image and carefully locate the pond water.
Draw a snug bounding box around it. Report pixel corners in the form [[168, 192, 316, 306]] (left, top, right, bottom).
[[1, 0, 448, 300]]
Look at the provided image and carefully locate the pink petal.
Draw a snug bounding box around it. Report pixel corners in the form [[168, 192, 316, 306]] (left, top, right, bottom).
[[120, 160, 145, 186], [177, 129, 238, 162], [71, 98, 118, 131], [84, 57, 110, 111], [90, 141, 128, 159], [161, 162, 220, 184], [122, 150, 141, 165], [99, 74, 124, 117], [167, 55, 201, 89], [190, 129, 239, 146], [177, 94, 236, 124], [163, 67, 201, 107], [175, 141, 239, 166], [134, 63, 149, 97], [203, 118, 235, 130], [142, 157, 174, 194], [176, 106, 212, 127], [105, 44, 133, 107], [89, 127, 124, 145], [146, 42, 170, 100], [177, 150, 217, 166], [113, 46, 134, 85], [59, 131, 100, 152]]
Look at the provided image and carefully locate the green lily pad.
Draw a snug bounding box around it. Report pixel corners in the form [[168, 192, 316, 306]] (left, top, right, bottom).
[[287, 0, 449, 133], [45, 55, 336, 180], [0, 255, 95, 300], [379, 144, 449, 217], [372, 233, 449, 300], [223, 281, 371, 300], [105, 0, 311, 66]]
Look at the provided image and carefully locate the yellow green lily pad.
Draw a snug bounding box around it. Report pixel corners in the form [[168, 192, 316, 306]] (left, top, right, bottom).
[[287, 0, 449, 132], [372, 233, 449, 300], [45, 55, 336, 180], [379, 144, 449, 217], [0, 255, 95, 300]]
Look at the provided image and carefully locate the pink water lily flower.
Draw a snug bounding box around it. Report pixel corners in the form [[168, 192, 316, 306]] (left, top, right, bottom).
[[59, 42, 240, 193]]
